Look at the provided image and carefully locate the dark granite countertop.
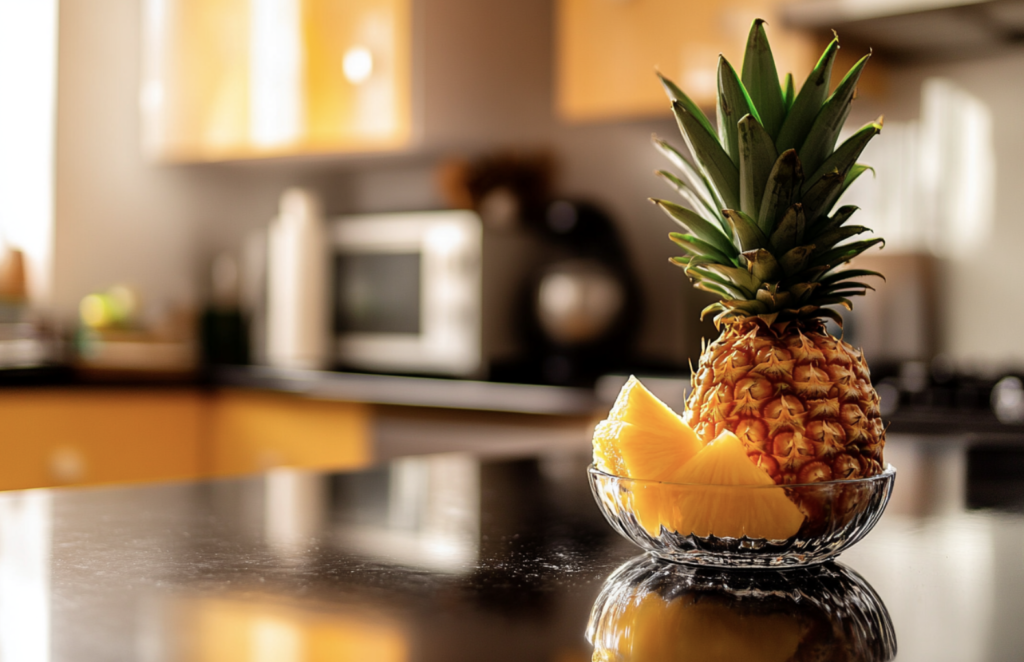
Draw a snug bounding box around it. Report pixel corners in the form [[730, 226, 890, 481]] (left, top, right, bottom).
[[214, 365, 602, 416], [211, 366, 1024, 438], [4, 433, 1023, 661]]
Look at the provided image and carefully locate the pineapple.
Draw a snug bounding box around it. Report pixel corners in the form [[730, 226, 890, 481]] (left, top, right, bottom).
[[652, 20, 885, 484]]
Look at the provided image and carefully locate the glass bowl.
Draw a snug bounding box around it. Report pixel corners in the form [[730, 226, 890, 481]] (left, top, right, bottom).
[[588, 463, 895, 568], [587, 555, 896, 661]]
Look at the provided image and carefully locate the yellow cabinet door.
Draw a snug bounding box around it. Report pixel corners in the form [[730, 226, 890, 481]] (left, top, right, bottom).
[[0, 389, 203, 491], [141, 0, 412, 161], [555, 0, 817, 121], [206, 390, 372, 477]]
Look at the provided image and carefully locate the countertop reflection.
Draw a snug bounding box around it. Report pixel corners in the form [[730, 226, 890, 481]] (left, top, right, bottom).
[[1, 434, 1022, 661], [588, 557, 895, 660]]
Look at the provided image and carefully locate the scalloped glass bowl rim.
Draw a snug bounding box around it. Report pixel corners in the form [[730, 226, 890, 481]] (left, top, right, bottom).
[[588, 463, 896, 490]]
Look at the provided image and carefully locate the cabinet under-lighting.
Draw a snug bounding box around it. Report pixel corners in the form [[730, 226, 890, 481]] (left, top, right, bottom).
[[141, 0, 412, 161]]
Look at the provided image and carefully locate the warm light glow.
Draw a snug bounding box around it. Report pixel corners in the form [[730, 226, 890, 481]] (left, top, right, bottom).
[[140, 0, 167, 156], [251, 616, 303, 662], [0, 492, 52, 662], [180, 596, 410, 662], [0, 0, 57, 305], [249, 0, 304, 147], [343, 46, 374, 84]]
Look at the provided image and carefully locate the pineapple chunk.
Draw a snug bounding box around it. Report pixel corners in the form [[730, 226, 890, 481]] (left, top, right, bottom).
[[651, 432, 805, 540], [592, 376, 702, 480]]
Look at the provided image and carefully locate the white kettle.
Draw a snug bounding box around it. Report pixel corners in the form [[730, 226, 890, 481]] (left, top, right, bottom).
[[265, 188, 329, 370]]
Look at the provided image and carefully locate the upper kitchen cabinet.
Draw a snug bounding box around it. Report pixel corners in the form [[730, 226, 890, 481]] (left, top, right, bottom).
[[141, 0, 412, 161], [555, 1, 820, 122]]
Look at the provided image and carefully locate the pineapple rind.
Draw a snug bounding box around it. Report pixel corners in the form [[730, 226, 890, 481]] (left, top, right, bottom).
[[685, 322, 885, 484]]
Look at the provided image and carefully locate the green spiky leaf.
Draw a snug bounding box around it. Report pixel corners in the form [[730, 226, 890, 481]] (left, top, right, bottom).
[[836, 163, 875, 202], [776, 38, 839, 153], [769, 204, 806, 254], [652, 26, 883, 328], [701, 302, 727, 320], [721, 298, 770, 314], [824, 287, 875, 298], [810, 205, 860, 239], [672, 101, 741, 211], [741, 19, 786, 139], [845, 163, 874, 188], [657, 71, 718, 139], [818, 279, 877, 292], [741, 248, 782, 281], [652, 199, 738, 258], [656, 170, 722, 225], [738, 115, 779, 221], [687, 264, 750, 299], [779, 244, 815, 275], [652, 137, 728, 225], [694, 280, 742, 300], [801, 170, 846, 223], [756, 285, 793, 309], [717, 57, 760, 166], [803, 119, 882, 198], [798, 53, 871, 176], [808, 225, 871, 252], [688, 257, 761, 294], [669, 232, 736, 265], [789, 282, 821, 301], [817, 307, 846, 327], [813, 296, 854, 310], [758, 149, 802, 234], [723, 209, 768, 252], [810, 237, 885, 269], [815, 268, 885, 286]]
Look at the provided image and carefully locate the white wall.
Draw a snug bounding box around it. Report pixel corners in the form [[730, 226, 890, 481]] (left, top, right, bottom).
[[847, 49, 1024, 370], [54, 0, 196, 319]]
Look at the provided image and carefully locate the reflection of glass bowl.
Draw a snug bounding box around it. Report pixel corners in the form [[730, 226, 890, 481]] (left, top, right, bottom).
[[588, 464, 895, 568], [587, 555, 896, 661]]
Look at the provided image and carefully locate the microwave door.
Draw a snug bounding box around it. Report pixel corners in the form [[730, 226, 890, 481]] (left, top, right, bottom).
[[332, 211, 482, 377]]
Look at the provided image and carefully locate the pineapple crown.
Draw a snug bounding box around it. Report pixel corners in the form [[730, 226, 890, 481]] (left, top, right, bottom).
[[651, 19, 884, 330]]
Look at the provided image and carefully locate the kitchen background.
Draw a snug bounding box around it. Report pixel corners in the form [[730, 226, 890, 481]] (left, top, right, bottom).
[[0, 0, 1022, 490], [0, 0, 1009, 364]]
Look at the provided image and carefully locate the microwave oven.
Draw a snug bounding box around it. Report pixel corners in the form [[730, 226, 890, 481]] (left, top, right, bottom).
[[330, 210, 543, 377]]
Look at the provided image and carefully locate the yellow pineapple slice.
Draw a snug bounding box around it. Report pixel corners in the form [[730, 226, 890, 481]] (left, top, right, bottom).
[[592, 376, 703, 480], [649, 431, 805, 540], [593, 592, 803, 662], [609, 375, 689, 431], [593, 419, 701, 482]]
